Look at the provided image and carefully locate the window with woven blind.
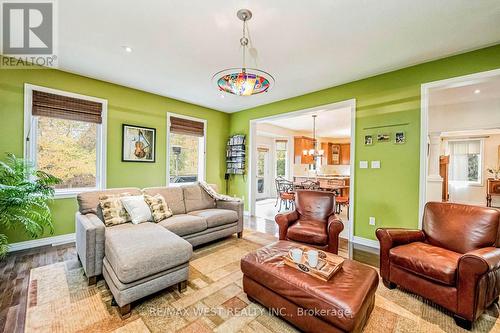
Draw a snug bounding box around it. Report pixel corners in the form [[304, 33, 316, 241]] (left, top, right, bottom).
[[168, 114, 206, 185], [25, 85, 107, 196], [169, 116, 204, 137], [32, 90, 103, 124]]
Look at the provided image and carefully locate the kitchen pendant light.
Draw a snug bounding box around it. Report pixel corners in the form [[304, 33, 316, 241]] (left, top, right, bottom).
[[303, 115, 324, 158], [212, 9, 274, 96]]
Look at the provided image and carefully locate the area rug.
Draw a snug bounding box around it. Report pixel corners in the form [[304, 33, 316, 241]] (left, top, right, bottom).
[[25, 230, 500, 333]]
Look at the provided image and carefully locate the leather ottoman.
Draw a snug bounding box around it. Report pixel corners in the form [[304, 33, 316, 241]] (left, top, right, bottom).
[[241, 241, 378, 333]]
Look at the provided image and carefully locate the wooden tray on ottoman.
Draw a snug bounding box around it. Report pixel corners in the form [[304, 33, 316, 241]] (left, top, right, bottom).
[[283, 246, 344, 281]]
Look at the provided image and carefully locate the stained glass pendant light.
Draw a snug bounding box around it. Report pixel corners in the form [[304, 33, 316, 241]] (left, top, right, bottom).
[[212, 9, 274, 96]]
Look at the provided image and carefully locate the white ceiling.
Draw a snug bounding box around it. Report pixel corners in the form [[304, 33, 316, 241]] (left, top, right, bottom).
[[429, 73, 500, 106], [57, 0, 500, 113], [261, 107, 351, 138]]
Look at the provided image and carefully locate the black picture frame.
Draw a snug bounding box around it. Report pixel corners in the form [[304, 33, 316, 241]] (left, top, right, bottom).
[[122, 124, 156, 162]]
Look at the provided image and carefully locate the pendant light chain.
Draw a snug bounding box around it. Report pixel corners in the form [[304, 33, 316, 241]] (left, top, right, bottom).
[[240, 19, 248, 70]]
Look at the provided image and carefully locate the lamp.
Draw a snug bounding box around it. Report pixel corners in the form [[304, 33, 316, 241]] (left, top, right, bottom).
[[212, 9, 274, 96], [303, 115, 324, 159]]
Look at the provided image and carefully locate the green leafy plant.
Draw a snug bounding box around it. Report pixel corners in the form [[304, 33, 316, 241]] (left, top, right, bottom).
[[0, 153, 61, 258]]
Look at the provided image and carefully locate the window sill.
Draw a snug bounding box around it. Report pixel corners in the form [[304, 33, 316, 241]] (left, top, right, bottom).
[[54, 188, 101, 199], [168, 182, 196, 187]]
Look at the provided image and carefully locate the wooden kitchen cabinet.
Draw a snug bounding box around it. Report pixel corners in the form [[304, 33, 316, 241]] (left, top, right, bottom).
[[340, 144, 350, 165], [294, 136, 315, 164]]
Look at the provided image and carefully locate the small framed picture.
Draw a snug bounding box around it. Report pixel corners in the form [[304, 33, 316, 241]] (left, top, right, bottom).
[[122, 124, 156, 162], [364, 135, 373, 145], [377, 133, 390, 142], [395, 131, 406, 144]]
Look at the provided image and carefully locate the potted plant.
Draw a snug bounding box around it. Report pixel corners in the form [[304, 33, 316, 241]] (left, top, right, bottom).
[[487, 166, 500, 180], [0, 153, 61, 258]]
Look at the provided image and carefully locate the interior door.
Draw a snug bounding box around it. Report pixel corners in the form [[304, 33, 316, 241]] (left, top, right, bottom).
[[256, 148, 270, 199]]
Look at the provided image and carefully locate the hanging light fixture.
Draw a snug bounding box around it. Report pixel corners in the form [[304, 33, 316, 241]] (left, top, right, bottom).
[[212, 9, 274, 96], [303, 115, 324, 158]]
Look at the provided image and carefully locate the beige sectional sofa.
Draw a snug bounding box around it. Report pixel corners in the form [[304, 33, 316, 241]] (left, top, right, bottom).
[[75, 183, 243, 316]]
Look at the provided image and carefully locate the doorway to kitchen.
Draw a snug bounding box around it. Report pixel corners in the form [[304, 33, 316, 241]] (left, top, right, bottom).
[[248, 99, 356, 256]]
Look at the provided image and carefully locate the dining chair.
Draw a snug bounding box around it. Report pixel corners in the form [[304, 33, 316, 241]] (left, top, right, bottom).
[[275, 178, 295, 212], [301, 179, 320, 190]]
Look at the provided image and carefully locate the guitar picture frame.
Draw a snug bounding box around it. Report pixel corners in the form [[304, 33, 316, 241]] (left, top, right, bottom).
[[122, 124, 156, 162]]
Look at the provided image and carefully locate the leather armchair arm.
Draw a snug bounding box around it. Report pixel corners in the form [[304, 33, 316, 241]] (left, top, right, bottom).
[[375, 228, 426, 283], [457, 247, 500, 321], [275, 210, 299, 240], [327, 214, 344, 254]]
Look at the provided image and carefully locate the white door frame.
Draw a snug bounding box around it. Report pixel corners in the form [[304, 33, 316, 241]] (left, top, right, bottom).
[[419, 68, 500, 228], [248, 99, 357, 246]]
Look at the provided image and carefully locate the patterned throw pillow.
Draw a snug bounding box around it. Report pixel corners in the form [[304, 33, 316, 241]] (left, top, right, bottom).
[[144, 194, 173, 222], [99, 194, 131, 227]]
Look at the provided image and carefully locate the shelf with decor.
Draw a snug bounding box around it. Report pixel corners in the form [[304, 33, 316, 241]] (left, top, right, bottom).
[[226, 134, 246, 175]]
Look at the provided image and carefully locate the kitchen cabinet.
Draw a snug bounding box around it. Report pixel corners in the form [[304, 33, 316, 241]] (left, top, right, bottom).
[[294, 136, 315, 164], [340, 144, 350, 165]]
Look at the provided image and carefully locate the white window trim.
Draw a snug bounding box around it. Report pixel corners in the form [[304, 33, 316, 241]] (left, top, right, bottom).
[[447, 138, 484, 187], [274, 138, 289, 179], [166, 112, 207, 187], [23, 83, 107, 199]]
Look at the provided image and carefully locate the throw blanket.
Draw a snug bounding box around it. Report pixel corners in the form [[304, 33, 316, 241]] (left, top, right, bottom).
[[198, 181, 242, 202]]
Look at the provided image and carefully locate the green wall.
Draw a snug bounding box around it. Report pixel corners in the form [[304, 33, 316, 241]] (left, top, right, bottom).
[[2, 44, 500, 245], [228, 44, 500, 241], [0, 65, 229, 243]]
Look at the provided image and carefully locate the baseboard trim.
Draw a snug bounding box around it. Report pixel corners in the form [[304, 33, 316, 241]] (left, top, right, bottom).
[[352, 236, 379, 250], [8, 233, 76, 253]]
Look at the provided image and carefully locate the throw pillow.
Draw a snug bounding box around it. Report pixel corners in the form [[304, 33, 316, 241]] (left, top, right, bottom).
[[120, 195, 153, 224], [99, 194, 131, 227], [144, 194, 173, 222]]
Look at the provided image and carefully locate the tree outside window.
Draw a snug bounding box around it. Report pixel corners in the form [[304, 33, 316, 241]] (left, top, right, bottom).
[[276, 140, 287, 178]]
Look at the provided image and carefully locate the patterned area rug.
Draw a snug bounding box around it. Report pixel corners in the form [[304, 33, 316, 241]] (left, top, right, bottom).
[[25, 230, 500, 333]]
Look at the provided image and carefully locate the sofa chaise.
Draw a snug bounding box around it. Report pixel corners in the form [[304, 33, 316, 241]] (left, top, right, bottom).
[[75, 183, 243, 316]]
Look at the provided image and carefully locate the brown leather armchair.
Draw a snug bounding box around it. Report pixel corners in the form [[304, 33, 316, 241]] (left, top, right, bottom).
[[275, 190, 344, 254], [376, 202, 500, 329]]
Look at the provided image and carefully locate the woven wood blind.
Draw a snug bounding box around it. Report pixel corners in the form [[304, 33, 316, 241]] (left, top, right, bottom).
[[32, 90, 103, 124], [170, 116, 204, 137]]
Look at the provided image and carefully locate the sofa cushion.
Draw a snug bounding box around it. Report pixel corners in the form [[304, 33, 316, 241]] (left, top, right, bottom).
[[286, 219, 328, 245], [183, 184, 216, 212], [98, 194, 132, 226], [390, 242, 461, 286], [143, 187, 186, 214], [144, 194, 173, 222], [78, 188, 142, 215], [120, 195, 152, 224], [105, 222, 192, 283], [188, 209, 238, 228], [158, 214, 207, 236]]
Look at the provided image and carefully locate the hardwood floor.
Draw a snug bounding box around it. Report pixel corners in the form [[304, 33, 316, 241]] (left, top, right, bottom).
[[0, 216, 379, 333], [0, 243, 76, 333]]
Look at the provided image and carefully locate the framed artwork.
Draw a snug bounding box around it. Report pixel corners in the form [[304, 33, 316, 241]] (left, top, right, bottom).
[[395, 131, 406, 144], [377, 133, 390, 143], [364, 135, 373, 145], [122, 124, 156, 162]]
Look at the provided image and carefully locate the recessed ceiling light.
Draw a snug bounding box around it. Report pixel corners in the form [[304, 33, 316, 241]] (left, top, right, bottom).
[[123, 46, 132, 53], [474, 89, 481, 94]]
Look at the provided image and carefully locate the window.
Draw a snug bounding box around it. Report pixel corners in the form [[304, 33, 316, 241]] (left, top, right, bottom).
[[448, 139, 483, 185], [275, 140, 287, 177], [167, 114, 206, 185], [24, 85, 107, 197]]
